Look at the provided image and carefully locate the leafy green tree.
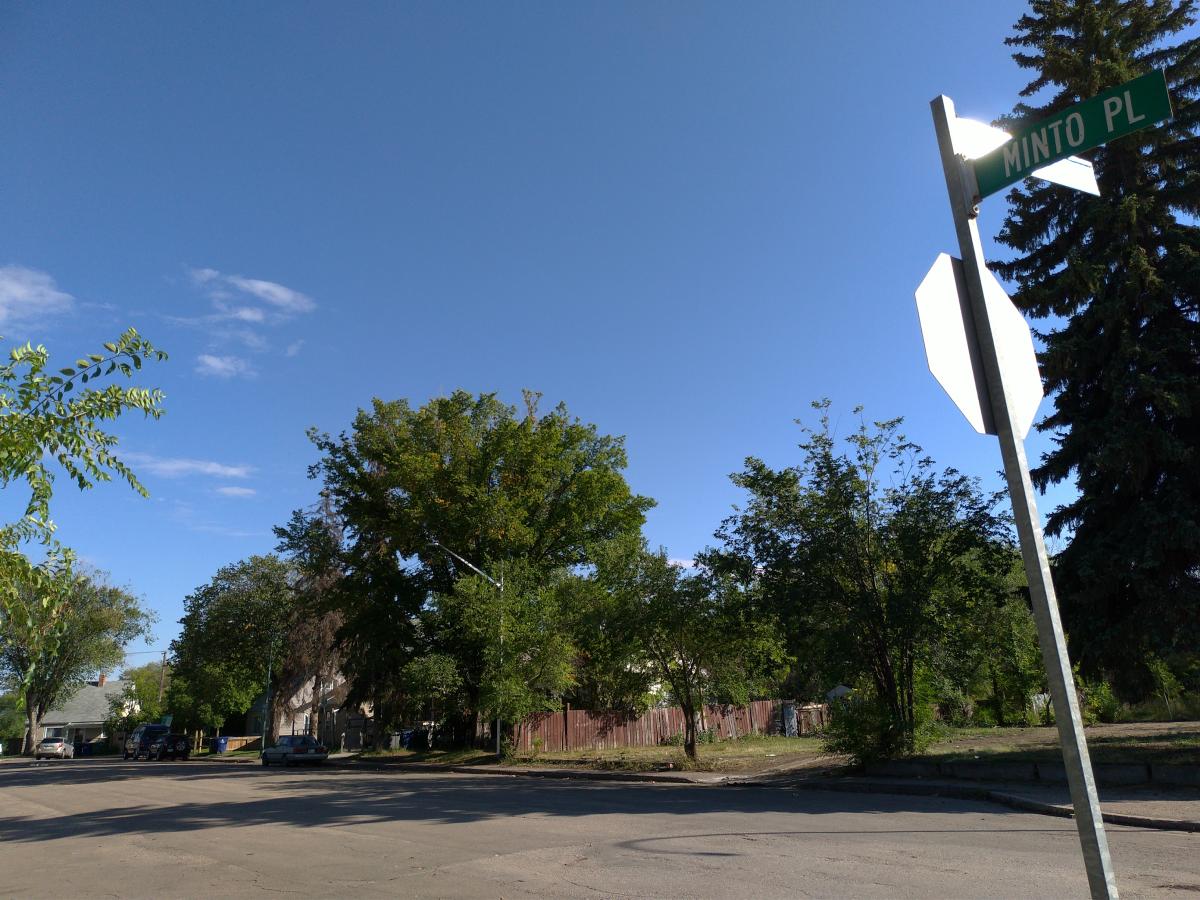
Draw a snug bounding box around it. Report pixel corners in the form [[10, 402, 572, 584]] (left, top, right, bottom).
[[919, 549, 1043, 727], [307, 390, 652, 740], [977, 595, 1044, 726], [596, 538, 788, 760], [167, 556, 294, 737], [0, 559, 153, 752], [106, 660, 168, 735], [992, 0, 1200, 691], [564, 570, 658, 713], [706, 402, 1012, 757], [397, 653, 463, 726], [439, 560, 578, 741], [0, 329, 166, 692]]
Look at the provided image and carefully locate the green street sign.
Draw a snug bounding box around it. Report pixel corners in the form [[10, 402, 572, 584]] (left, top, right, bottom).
[[973, 70, 1172, 199]]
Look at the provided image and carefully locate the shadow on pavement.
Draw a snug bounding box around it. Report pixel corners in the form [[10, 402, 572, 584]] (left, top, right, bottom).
[[0, 758, 1082, 846]]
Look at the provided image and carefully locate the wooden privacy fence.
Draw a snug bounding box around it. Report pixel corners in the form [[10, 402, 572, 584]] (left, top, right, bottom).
[[513, 700, 828, 752]]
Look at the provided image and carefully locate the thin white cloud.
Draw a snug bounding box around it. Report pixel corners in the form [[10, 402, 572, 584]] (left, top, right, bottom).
[[230, 307, 266, 323], [195, 353, 255, 378], [177, 267, 313, 363], [668, 558, 696, 569], [167, 499, 265, 538], [215, 486, 257, 498], [124, 452, 253, 479], [225, 275, 316, 314], [215, 327, 269, 350], [186, 267, 316, 319], [285, 339, 304, 357], [195, 523, 269, 538], [0, 265, 74, 328]]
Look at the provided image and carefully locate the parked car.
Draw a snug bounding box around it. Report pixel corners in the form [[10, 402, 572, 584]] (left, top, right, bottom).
[[147, 731, 191, 761], [261, 734, 329, 766], [123, 724, 170, 760], [34, 737, 74, 760]]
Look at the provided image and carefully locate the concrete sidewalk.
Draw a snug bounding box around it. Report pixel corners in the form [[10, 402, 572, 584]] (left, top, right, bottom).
[[766, 772, 1200, 832]]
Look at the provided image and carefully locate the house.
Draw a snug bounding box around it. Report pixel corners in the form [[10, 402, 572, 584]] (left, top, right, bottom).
[[39, 674, 131, 747], [246, 673, 371, 750]]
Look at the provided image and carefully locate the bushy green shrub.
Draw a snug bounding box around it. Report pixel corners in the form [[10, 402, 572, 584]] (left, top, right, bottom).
[[936, 690, 974, 728], [972, 705, 997, 727], [821, 692, 936, 765], [1148, 656, 1183, 719], [1084, 681, 1121, 724]]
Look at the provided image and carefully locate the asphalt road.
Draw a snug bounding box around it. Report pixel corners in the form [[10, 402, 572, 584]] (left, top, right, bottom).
[[1, 758, 1197, 898]]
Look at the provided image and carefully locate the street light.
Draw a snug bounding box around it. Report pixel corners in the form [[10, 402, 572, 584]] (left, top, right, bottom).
[[429, 541, 504, 758]]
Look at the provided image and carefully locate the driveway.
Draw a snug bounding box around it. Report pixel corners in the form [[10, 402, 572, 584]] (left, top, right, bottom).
[[1, 758, 1196, 898]]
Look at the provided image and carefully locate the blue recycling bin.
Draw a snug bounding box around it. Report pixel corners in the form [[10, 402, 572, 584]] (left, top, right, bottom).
[[212, 736, 229, 754]]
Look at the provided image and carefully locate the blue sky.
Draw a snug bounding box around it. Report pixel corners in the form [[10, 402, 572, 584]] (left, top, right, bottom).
[[1, 2, 1117, 666]]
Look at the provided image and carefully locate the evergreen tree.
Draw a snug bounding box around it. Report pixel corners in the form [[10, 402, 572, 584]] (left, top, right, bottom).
[[992, 0, 1200, 692]]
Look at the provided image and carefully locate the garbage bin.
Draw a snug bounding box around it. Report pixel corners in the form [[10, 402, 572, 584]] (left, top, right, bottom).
[[212, 736, 229, 754], [782, 701, 798, 738]]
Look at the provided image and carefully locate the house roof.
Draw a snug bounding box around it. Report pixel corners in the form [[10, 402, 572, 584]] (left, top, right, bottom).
[[41, 680, 129, 726]]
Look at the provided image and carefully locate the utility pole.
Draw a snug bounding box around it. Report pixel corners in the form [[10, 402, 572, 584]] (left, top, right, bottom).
[[262, 645, 274, 752], [157, 649, 167, 704]]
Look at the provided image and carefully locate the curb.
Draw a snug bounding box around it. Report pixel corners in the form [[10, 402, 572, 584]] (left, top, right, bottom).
[[336, 760, 713, 784], [782, 778, 1200, 833]]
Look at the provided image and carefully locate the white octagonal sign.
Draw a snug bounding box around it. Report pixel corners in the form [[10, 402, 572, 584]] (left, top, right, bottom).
[[915, 253, 1043, 440]]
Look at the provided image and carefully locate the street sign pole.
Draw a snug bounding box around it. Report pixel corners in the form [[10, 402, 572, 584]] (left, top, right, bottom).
[[931, 95, 1118, 900]]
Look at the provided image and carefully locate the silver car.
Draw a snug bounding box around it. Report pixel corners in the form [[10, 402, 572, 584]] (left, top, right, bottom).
[[261, 734, 328, 766], [35, 737, 74, 760]]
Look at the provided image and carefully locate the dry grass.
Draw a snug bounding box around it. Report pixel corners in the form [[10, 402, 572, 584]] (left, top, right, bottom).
[[509, 735, 831, 774]]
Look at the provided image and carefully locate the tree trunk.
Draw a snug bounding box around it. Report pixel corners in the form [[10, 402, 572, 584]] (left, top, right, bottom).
[[22, 691, 42, 755], [309, 675, 322, 737], [683, 701, 698, 760]]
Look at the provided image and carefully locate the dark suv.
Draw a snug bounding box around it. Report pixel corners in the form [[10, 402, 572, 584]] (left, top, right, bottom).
[[124, 724, 190, 761]]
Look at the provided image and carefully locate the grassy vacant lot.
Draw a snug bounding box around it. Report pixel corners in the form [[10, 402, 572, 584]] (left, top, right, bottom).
[[353, 735, 830, 774], [348, 722, 1199, 774], [921, 721, 1200, 767]]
